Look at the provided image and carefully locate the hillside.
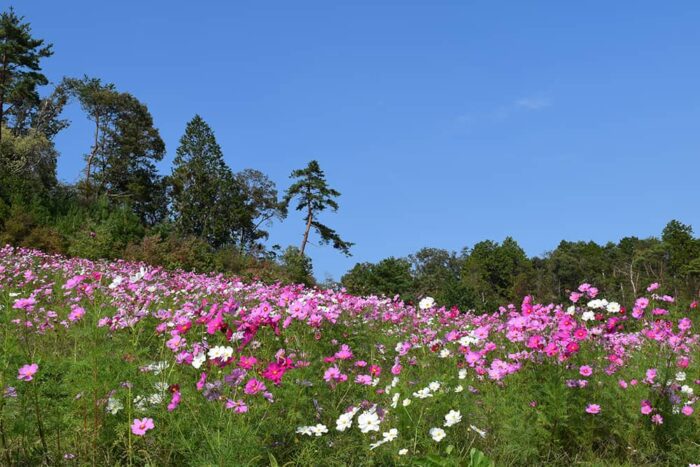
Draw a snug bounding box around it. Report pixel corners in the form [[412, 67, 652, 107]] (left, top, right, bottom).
[[1, 246, 698, 465]]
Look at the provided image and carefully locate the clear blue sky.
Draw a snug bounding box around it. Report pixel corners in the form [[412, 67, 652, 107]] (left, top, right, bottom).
[[8, 1, 700, 280]]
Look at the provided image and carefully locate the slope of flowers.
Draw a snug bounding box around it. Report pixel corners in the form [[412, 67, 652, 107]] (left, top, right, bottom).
[[0, 245, 699, 465]]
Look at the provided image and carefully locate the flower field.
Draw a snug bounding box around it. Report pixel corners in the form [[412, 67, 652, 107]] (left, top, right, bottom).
[[1, 246, 699, 466]]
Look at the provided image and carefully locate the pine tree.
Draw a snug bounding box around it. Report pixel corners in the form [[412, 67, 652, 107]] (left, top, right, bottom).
[[169, 115, 248, 247], [283, 160, 352, 256], [0, 8, 53, 142]]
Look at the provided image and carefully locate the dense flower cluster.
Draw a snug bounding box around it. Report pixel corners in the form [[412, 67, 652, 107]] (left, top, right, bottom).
[[1, 246, 699, 463]]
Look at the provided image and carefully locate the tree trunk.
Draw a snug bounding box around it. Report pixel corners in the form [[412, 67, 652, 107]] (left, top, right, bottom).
[[0, 52, 7, 143], [85, 114, 100, 198], [300, 209, 313, 256]]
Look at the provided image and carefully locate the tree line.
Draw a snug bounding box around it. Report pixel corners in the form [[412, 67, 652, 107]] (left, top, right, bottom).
[[0, 8, 352, 286], [341, 220, 700, 310]]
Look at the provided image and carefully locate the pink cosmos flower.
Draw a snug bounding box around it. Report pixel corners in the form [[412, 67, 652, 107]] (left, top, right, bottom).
[[645, 368, 657, 383], [196, 372, 207, 391], [369, 365, 382, 377], [167, 390, 181, 412], [323, 366, 340, 382], [579, 365, 593, 377], [334, 344, 354, 360], [262, 362, 286, 385], [13, 297, 36, 311], [678, 318, 692, 331], [640, 401, 653, 415], [391, 364, 402, 375], [647, 282, 660, 292], [573, 327, 588, 341], [681, 405, 694, 416], [585, 404, 600, 414], [239, 355, 257, 369], [225, 399, 248, 413], [244, 378, 266, 395], [131, 418, 154, 436], [355, 374, 372, 385], [651, 414, 663, 425], [569, 292, 582, 303], [68, 306, 85, 322], [18, 363, 39, 382]]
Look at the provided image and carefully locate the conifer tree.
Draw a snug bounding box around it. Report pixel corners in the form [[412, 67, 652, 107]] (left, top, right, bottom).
[[169, 115, 248, 247], [283, 160, 352, 256], [0, 8, 53, 142]]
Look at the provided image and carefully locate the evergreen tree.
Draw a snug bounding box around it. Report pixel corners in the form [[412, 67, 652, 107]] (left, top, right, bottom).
[[283, 160, 352, 256], [169, 115, 248, 248], [0, 8, 53, 142]]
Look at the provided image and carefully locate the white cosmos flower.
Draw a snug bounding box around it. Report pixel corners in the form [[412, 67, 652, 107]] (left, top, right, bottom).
[[296, 426, 313, 436], [444, 409, 462, 427], [336, 410, 357, 432], [566, 305, 576, 315], [428, 381, 441, 392], [108, 276, 124, 289], [402, 398, 412, 407], [439, 349, 451, 358], [357, 411, 381, 433], [469, 425, 487, 438], [606, 302, 621, 313], [106, 397, 123, 415], [587, 299, 604, 310], [454, 385, 464, 393], [413, 388, 432, 399], [458, 368, 467, 380], [191, 352, 206, 369], [309, 424, 328, 437], [419, 297, 436, 310], [581, 311, 596, 322], [207, 346, 234, 360], [459, 332, 481, 346], [383, 428, 399, 442], [681, 385, 694, 395], [429, 427, 446, 442], [398, 448, 408, 455], [676, 371, 686, 382], [391, 393, 400, 408]]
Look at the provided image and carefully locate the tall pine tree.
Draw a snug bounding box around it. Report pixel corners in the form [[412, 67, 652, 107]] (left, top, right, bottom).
[[283, 160, 352, 257], [169, 115, 248, 248]]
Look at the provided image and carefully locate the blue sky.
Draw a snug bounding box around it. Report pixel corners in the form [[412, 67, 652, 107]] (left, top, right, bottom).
[[8, 1, 700, 280]]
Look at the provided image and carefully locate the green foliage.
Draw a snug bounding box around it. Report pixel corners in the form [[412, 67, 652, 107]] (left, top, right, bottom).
[[0, 7, 53, 142], [169, 115, 250, 248], [279, 246, 315, 286], [63, 76, 166, 224], [342, 257, 414, 298]]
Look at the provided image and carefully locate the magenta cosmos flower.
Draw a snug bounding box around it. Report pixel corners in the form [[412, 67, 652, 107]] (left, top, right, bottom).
[[131, 418, 154, 436], [18, 363, 39, 382], [585, 404, 601, 414], [579, 365, 593, 377]]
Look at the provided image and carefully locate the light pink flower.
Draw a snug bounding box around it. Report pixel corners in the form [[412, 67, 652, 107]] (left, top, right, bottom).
[[131, 418, 154, 436], [18, 363, 38, 382]]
